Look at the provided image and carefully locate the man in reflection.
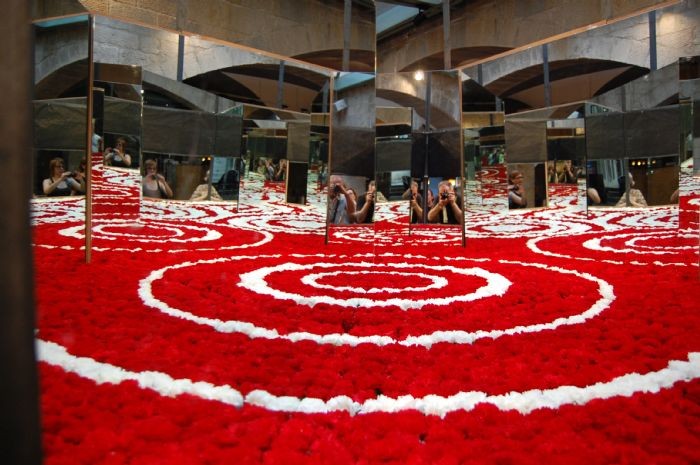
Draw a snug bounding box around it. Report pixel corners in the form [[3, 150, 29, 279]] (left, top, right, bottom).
[[104, 137, 132, 167], [403, 180, 424, 223], [427, 181, 463, 225], [328, 174, 356, 224]]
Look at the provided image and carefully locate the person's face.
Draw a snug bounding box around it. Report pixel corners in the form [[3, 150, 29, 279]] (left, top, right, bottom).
[[512, 174, 524, 185], [427, 190, 434, 202], [329, 175, 343, 196], [145, 165, 157, 176], [53, 162, 65, 176], [116, 140, 126, 150], [411, 182, 418, 194]]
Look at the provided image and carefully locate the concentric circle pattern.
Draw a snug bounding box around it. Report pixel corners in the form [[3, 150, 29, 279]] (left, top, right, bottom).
[[31, 168, 700, 464]]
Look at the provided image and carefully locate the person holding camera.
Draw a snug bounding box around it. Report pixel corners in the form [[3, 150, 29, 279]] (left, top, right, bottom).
[[104, 137, 132, 168], [427, 180, 463, 225], [42, 157, 84, 196], [142, 159, 173, 199], [328, 174, 356, 224], [348, 180, 376, 224]]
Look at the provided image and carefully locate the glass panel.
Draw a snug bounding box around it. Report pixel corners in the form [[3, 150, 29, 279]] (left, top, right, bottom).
[[327, 72, 376, 243], [31, 15, 90, 257], [545, 103, 586, 211], [460, 72, 506, 213], [679, 56, 699, 229], [375, 70, 463, 245]]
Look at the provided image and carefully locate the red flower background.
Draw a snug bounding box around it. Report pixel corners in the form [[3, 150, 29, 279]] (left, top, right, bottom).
[[32, 169, 700, 464]]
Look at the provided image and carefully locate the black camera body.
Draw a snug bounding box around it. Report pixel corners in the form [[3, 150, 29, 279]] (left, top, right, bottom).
[[440, 192, 449, 200], [333, 184, 342, 194]]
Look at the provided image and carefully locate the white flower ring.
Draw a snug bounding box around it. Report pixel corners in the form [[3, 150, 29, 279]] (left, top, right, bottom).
[[138, 253, 615, 348], [528, 230, 697, 266], [36, 341, 700, 417]]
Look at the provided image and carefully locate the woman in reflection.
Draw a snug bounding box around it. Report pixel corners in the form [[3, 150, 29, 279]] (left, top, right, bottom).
[[348, 180, 376, 224], [42, 157, 84, 196], [508, 171, 527, 208], [328, 174, 356, 224], [427, 181, 463, 225], [104, 137, 132, 167], [142, 159, 173, 199], [615, 173, 648, 207]]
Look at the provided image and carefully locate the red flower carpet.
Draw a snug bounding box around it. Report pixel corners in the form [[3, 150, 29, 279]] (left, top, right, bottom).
[[32, 169, 700, 464]]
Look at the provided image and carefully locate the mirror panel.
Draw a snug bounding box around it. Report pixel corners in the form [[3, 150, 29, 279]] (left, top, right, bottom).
[[678, 56, 698, 230], [545, 103, 586, 211], [91, 62, 143, 221], [375, 70, 463, 243], [327, 72, 376, 242], [504, 111, 548, 210], [31, 15, 90, 256], [460, 73, 507, 213], [585, 98, 681, 210]]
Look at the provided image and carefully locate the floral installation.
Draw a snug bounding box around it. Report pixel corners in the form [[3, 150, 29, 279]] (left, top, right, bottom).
[[32, 168, 700, 464]]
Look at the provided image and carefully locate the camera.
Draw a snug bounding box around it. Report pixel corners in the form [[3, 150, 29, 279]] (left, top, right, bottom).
[[152, 174, 158, 180], [333, 184, 342, 194], [440, 192, 449, 200]]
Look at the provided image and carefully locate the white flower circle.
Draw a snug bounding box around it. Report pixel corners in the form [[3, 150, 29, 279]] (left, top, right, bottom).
[[239, 262, 504, 309], [301, 270, 448, 294], [138, 254, 615, 348]]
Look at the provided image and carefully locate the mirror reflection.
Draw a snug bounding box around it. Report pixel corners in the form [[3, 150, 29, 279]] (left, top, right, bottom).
[[376, 70, 463, 240], [585, 88, 681, 209], [326, 72, 376, 239], [32, 15, 90, 247]]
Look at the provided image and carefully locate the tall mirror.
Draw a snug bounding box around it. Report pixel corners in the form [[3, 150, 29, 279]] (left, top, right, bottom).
[[375, 71, 464, 245], [504, 109, 548, 211], [545, 103, 587, 211], [90, 60, 143, 220], [460, 72, 506, 212], [679, 56, 699, 229], [326, 72, 376, 242], [31, 15, 90, 257]]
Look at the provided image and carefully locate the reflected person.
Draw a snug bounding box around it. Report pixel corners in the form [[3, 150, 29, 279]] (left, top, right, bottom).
[[350, 180, 376, 224], [328, 174, 356, 224], [274, 158, 287, 182], [558, 160, 580, 184], [189, 169, 222, 201], [71, 158, 87, 194], [404, 181, 424, 223], [142, 159, 173, 199], [508, 171, 527, 208], [427, 181, 463, 225], [42, 157, 84, 196], [615, 173, 648, 207], [104, 137, 132, 167]]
